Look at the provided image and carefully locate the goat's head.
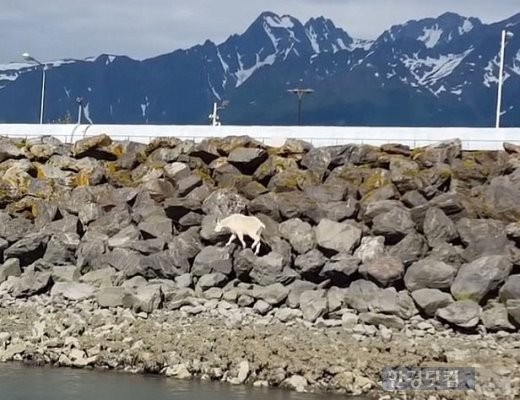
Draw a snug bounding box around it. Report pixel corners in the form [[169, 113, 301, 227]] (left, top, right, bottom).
[[214, 218, 224, 232]]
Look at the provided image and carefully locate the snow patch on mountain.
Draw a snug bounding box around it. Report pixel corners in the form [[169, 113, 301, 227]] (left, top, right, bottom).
[[402, 48, 473, 86], [459, 19, 474, 35], [235, 53, 276, 87], [265, 15, 294, 29], [418, 25, 443, 48]]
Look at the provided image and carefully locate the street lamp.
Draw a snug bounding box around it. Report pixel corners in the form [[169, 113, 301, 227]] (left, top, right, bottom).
[[76, 97, 84, 124], [22, 52, 46, 124], [288, 88, 314, 125], [208, 100, 229, 126], [495, 30, 514, 128]]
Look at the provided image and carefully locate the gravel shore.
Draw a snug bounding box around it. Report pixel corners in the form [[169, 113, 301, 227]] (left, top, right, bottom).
[[0, 294, 518, 400]]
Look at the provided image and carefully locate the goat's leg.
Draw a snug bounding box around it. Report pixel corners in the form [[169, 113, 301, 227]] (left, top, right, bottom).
[[251, 234, 261, 255], [237, 233, 247, 249], [225, 234, 236, 247]]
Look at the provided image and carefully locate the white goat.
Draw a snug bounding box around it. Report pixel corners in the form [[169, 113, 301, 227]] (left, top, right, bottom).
[[214, 213, 265, 255]]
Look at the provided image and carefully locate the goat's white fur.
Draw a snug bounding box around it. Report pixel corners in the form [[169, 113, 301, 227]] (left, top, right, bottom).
[[214, 214, 265, 255]]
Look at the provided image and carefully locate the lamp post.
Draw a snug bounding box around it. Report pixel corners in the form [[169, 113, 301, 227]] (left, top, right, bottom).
[[288, 88, 314, 125], [208, 100, 229, 126], [76, 97, 84, 124], [495, 30, 514, 128], [22, 52, 46, 124]]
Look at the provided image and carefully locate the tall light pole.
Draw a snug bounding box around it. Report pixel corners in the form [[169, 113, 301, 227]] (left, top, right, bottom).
[[288, 88, 314, 125], [495, 30, 514, 128], [22, 52, 46, 124], [208, 100, 229, 126]]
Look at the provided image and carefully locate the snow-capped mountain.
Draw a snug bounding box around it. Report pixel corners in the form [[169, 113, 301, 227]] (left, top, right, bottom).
[[0, 11, 519, 126]]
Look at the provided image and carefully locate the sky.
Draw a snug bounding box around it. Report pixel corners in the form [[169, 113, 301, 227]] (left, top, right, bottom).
[[1, 0, 519, 64]]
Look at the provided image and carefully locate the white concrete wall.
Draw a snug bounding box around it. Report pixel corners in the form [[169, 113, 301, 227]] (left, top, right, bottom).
[[0, 123, 518, 150]]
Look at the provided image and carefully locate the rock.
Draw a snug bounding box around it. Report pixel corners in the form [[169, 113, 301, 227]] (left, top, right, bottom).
[[423, 207, 459, 247], [353, 236, 385, 263], [499, 275, 520, 302], [165, 364, 192, 379], [429, 243, 465, 266], [320, 253, 360, 284], [303, 183, 346, 203], [267, 169, 320, 193], [451, 255, 512, 302], [411, 288, 454, 317], [372, 207, 415, 243], [401, 190, 427, 208], [197, 273, 228, 290], [299, 290, 328, 322], [164, 162, 190, 181], [12, 270, 52, 298], [0, 258, 21, 283], [456, 218, 512, 261], [51, 282, 96, 301], [229, 360, 250, 385], [404, 259, 457, 292], [359, 312, 405, 330], [132, 284, 163, 313], [481, 301, 516, 331], [201, 189, 248, 218], [80, 268, 117, 288], [96, 287, 134, 308], [286, 280, 317, 308], [506, 299, 520, 325], [278, 218, 316, 254], [251, 283, 289, 305], [227, 147, 267, 173], [413, 139, 461, 167], [191, 246, 233, 277], [326, 286, 346, 312], [72, 134, 112, 157], [249, 252, 286, 286], [253, 300, 272, 315], [436, 300, 481, 329], [282, 375, 308, 393], [387, 233, 429, 266], [294, 249, 327, 278], [275, 308, 303, 322], [43, 233, 78, 265], [358, 255, 404, 287], [51, 265, 79, 283], [175, 273, 192, 289], [343, 279, 380, 312], [315, 219, 362, 254], [137, 215, 173, 241], [341, 312, 359, 328], [4, 233, 48, 266]]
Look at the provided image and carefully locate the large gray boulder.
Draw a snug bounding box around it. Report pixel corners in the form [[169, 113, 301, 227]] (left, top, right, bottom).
[[250, 283, 289, 305], [451, 255, 513, 302], [481, 301, 516, 331], [411, 288, 454, 317], [278, 218, 316, 254], [499, 275, 520, 302], [197, 273, 228, 290], [456, 218, 512, 262], [359, 255, 404, 287], [0, 259, 21, 283], [359, 312, 405, 330], [299, 290, 328, 322], [506, 300, 520, 325], [80, 267, 117, 288], [404, 259, 457, 292], [191, 246, 233, 277], [315, 219, 362, 254], [248, 252, 291, 286], [4, 233, 49, 266], [320, 253, 360, 284], [51, 282, 96, 301], [372, 208, 415, 243], [423, 207, 459, 247], [138, 215, 173, 241], [436, 300, 481, 329], [132, 284, 163, 313], [96, 287, 134, 308], [343, 279, 380, 312], [353, 236, 385, 263], [286, 280, 317, 308], [11, 270, 52, 298], [388, 233, 429, 266], [294, 249, 327, 278]]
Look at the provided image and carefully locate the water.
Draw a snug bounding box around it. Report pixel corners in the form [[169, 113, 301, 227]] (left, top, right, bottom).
[[0, 363, 334, 400]]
